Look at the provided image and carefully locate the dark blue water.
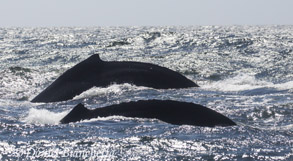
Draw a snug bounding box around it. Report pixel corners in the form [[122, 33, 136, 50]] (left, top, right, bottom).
[[0, 26, 292, 160]]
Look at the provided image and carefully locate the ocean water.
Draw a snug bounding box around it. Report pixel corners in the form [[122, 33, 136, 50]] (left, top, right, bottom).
[[0, 26, 292, 160]]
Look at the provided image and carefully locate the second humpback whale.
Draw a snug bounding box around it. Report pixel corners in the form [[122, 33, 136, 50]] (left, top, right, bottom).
[[32, 54, 198, 103], [60, 100, 236, 127]]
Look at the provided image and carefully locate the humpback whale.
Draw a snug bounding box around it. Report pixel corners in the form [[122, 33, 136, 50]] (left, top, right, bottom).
[[60, 100, 236, 127], [32, 54, 198, 103]]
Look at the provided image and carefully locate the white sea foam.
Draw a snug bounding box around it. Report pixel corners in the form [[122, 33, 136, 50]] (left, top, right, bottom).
[[22, 108, 69, 125], [76, 115, 160, 125], [22, 107, 145, 125], [272, 81, 293, 90], [73, 83, 149, 100], [78, 116, 130, 123], [202, 73, 293, 92]]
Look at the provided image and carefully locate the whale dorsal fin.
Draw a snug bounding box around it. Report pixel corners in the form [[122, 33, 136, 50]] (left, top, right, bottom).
[[88, 54, 102, 62], [71, 103, 89, 113], [60, 103, 91, 123], [84, 54, 103, 63]]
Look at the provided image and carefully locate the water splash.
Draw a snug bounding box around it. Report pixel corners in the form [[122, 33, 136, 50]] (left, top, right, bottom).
[[22, 108, 69, 125]]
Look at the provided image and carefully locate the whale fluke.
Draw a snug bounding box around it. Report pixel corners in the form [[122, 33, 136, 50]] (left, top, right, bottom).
[[60, 100, 236, 127], [32, 54, 198, 103]]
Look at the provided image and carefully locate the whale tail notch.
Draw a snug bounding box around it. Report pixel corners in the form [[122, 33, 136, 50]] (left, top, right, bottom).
[[60, 103, 91, 124]]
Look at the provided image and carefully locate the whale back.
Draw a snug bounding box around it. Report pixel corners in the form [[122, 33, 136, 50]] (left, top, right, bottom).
[[31, 54, 198, 103], [60, 100, 236, 127]]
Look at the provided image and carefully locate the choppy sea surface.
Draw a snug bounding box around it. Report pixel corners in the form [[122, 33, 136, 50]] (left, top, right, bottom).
[[0, 26, 292, 160]]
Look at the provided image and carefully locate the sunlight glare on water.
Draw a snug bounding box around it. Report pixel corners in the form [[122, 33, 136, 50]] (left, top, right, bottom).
[[0, 26, 292, 160]]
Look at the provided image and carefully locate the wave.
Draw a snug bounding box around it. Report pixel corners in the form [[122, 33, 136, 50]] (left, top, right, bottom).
[[21, 107, 159, 125], [202, 73, 293, 92], [22, 108, 69, 125], [73, 83, 150, 100], [77, 115, 159, 124]]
